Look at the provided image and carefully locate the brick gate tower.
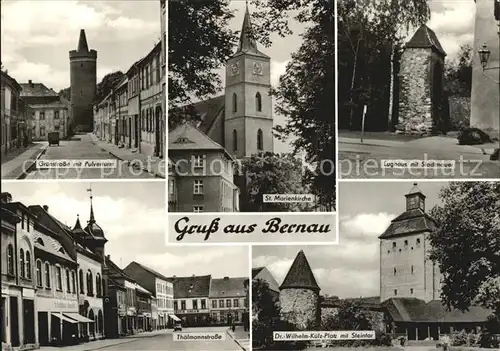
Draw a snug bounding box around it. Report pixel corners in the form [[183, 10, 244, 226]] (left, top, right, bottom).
[[69, 29, 97, 132]]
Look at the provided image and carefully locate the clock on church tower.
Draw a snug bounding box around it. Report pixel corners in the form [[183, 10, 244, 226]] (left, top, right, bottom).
[[223, 3, 274, 159]]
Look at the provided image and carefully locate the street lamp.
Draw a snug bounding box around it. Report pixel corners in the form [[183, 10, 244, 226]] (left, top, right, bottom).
[[478, 43, 499, 84]]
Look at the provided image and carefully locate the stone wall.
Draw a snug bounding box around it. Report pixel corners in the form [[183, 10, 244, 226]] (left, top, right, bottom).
[[280, 288, 319, 330], [448, 96, 471, 130], [398, 48, 434, 135]]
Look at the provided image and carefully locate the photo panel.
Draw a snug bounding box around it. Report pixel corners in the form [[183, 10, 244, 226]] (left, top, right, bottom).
[[1, 0, 167, 180], [336, 180, 499, 348], [167, 0, 336, 243], [337, 0, 499, 179]]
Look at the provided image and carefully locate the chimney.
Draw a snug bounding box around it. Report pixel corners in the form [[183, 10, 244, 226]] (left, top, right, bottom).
[[107, 254, 110, 260], [224, 276, 229, 280], [43, 205, 49, 212], [1, 192, 12, 204], [192, 274, 195, 277], [28, 80, 33, 87]]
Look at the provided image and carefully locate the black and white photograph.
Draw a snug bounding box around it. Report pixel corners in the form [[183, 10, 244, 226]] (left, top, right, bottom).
[[0, 180, 170, 351], [168, 0, 335, 213], [338, 0, 499, 179], [1, 1, 166, 180], [252, 180, 500, 350]]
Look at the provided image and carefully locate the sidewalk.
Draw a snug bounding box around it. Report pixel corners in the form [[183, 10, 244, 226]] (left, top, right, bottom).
[[89, 134, 165, 178], [1, 143, 48, 179], [226, 327, 250, 351], [339, 136, 497, 161], [38, 329, 170, 351]]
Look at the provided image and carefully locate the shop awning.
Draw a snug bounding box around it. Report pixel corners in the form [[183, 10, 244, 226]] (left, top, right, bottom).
[[53, 313, 78, 324], [64, 312, 94, 323], [169, 314, 181, 322]]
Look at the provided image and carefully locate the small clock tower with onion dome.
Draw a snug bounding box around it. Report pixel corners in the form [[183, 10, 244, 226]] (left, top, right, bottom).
[[224, 2, 274, 159]]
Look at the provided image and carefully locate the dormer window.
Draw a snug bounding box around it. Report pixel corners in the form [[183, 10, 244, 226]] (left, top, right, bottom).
[[59, 247, 65, 254], [36, 238, 44, 246]]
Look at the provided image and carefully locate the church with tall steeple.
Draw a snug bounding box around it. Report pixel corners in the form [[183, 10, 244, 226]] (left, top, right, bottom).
[[168, 3, 274, 212]]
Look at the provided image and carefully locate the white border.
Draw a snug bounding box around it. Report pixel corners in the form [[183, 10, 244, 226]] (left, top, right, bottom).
[[248, 244, 253, 349]]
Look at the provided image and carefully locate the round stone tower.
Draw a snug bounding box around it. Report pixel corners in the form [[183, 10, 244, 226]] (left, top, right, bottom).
[[279, 250, 321, 330], [69, 29, 97, 132]]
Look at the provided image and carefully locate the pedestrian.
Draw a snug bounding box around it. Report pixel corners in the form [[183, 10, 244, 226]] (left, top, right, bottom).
[[441, 334, 450, 351]]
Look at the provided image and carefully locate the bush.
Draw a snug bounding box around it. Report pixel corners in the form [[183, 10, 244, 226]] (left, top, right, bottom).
[[451, 330, 469, 346], [376, 331, 393, 346], [457, 127, 493, 145], [478, 331, 500, 348]]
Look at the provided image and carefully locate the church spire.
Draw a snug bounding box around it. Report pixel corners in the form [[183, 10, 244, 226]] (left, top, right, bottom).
[[87, 186, 95, 224], [77, 29, 89, 52], [236, 2, 260, 55]]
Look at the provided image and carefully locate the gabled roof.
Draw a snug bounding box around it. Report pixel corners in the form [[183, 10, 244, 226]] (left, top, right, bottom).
[[379, 208, 436, 239], [252, 267, 264, 278], [210, 277, 247, 298], [194, 95, 225, 134], [19, 83, 59, 97], [168, 122, 233, 160], [406, 24, 446, 56], [280, 250, 320, 292], [105, 256, 135, 282], [252, 267, 280, 293], [383, 298, 493, 323], [170, 275, 211, 299], [124, 261, 171, 282], [1, 71, 22, 92]]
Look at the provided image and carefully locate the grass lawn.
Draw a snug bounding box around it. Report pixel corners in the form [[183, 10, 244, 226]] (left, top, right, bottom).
[[339, 130, 427, 142]]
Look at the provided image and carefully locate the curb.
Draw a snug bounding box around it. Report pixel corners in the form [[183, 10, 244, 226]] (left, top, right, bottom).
[[225, 329, 247, 351], [16, 145, 49, 180], [80, 338, 136, 351], [91, 138, 165, 179]]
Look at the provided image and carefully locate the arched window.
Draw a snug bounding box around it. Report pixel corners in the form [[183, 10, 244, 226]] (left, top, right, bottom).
[[66, 269, 71, 292], [232, 130, 237, 151], [36, 260, 43, 286], [255, 92, 262, 112], [20, 249, 25, 278], [56, 266, 62, 290], [98, 310, 104, 334], [72, 271, 76, 293], [257, 129, 263, 150], [45, 262, 51, 288], [26, 251, 31, 279], [232, 93, 237, 113], [79, 269, 84, 293], [88, 310, 96, 336], [87, 270, 94, 296], [7, 244, 14, 275], [96, 274, 102, 297]]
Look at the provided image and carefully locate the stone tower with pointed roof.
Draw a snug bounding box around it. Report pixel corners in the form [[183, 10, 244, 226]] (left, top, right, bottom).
[[224, 3, 274, 159], [279, 250, 321, 329], [69, 29, 97, 132], [379, 183, 442, 303], [397, 24, 447, 135]]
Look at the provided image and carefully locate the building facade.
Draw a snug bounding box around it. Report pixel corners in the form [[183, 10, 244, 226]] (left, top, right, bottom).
[[1, 71, 32, 155], [123, 261, 175, 329], [69, 29, 97, 132], [19, 81, 71, 141], [171, 275, 211, 327], [1, 193, 38, 349], [134, 283, 152, 332], [168, 124, 240, 212], [209, 277, 247, 326]]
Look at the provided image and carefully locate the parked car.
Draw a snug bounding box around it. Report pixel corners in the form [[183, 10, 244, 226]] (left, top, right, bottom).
[[173, 322, 182, 332], [48, 132, 60, 146]]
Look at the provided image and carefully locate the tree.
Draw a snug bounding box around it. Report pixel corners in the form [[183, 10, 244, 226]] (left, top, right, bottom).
[[252, 279, 308, 350], [445, 44, 473, 96], [241, 152, 310, 212], [168, 0, 237, 125], [429, 182, 500, 317], [59, 87, 71, 101], [251, 0, 335, 210], [95, 71, 125, 103]]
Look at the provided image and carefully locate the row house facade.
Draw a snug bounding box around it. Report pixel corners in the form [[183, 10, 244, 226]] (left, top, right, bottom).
[[1, 71, 33, 155], [134, 283, 152, 332], [209, 277, 248, 326], [123, 261, 174, 329], [19, 81, 71, 141], [170, 275, 211, 327], [93, 42, 165, 159]]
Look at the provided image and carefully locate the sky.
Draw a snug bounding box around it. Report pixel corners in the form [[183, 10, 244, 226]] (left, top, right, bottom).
[[422, 1, 475, 60], [253, 181, 450, 298], [1, 0, 161, 92], [1, 180, 247, 279]]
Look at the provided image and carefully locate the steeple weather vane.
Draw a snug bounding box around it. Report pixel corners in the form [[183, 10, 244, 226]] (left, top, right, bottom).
[[86, 185, 95, 223]]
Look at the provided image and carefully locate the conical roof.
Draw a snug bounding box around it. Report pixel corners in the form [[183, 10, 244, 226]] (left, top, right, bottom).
[[234, 3, 269, 58], [77, 29, 89, 52], [406, 24, 446, 56], [280, 250, 320, 292], [72, 215, 86, 235]]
